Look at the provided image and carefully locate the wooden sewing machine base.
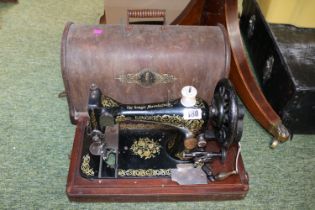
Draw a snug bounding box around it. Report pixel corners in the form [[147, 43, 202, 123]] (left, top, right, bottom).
[[66, 117, 249, 202]]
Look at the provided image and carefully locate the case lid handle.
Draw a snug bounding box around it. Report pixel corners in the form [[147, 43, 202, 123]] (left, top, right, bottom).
[[127, 9, 166, 25]]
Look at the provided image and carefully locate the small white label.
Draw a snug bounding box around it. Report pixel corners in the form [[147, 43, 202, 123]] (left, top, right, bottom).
[[183, 109, 202, 120]]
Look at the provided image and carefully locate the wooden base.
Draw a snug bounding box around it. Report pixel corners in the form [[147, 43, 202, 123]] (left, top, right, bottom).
[[67, 117, 249, 202]]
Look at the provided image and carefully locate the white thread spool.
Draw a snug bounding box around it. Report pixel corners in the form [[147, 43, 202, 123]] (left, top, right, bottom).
[[180, 86, 197, 107]]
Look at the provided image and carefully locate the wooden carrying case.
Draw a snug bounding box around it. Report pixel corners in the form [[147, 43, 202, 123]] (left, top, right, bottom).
[[61, 23, 249, 202]]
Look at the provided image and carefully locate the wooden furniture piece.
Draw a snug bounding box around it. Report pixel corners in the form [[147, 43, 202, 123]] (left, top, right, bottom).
[[197, 0, 291, 147]]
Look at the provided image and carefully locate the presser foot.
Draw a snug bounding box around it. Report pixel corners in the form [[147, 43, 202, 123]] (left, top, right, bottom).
[[170, 149, 233, 185]]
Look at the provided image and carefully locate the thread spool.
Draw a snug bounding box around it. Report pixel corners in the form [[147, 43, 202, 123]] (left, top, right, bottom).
[[180, 86, 197, 107]]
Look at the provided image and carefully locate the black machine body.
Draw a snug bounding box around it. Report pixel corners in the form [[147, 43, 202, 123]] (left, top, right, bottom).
[[81, 79, 244, 184]]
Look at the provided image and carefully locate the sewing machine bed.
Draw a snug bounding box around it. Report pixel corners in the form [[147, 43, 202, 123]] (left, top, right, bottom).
[[66, 117, 249, 202], [80, 123, 185, 179]]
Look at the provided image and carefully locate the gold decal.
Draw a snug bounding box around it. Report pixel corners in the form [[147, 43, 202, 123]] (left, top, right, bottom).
[[101, 95, 119, 108], [126, 102, 173, 110], [118, 169, 171, 177], [120, 123, 172, 130], [115, 115, 127, 123], [81, 154, 94, 176], [130, 137, 161, 159], [196, 99, 206, 109], [90, 110, 97, 128], [167, 138, 176, 150], [115, 69, 177, 87], [134, 115, 204, 134], [175, 151, 185, 160]]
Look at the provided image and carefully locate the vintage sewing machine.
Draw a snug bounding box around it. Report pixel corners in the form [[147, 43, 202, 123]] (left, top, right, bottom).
[[62, 23, 248, 201], [66, 78, 247, 202]]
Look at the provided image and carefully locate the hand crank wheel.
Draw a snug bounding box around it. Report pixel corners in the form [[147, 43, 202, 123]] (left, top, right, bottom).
[[210, 79, 244, 148]]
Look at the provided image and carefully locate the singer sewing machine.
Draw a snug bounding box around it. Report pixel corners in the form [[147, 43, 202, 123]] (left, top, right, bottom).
[[66, 79, 248, 201], [65, 79, 248, 201], [62, 23, 249, 201]]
